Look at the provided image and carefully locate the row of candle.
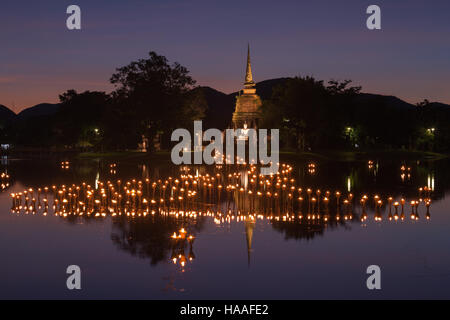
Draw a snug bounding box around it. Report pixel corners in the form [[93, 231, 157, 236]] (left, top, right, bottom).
[[9, 163, 432, 222]]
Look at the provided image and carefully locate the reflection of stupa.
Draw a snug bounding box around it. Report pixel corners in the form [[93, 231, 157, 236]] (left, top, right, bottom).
[[245, 220, 254, 266], [232, 44, 263, 129]]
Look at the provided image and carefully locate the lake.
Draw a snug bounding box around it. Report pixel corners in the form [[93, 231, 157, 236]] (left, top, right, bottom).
[[1, 155, 449, 299]]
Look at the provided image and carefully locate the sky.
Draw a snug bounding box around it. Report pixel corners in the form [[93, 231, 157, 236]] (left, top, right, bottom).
[[1, 0, 450, 113]]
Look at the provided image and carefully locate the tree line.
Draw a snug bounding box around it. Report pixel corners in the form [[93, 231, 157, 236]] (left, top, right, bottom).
[[2, 51, 450, 153], [3, 52, 209, 151], [262, 77, 450, 152]]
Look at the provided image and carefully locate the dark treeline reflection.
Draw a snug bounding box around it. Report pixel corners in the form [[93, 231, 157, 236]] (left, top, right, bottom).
[[271, 219, 331, 242], [5, 157, 447, 201], [110, 214, 204, 266], [293, 158, 448, 202]]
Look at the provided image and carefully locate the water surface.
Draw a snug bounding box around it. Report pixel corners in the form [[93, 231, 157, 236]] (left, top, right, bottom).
[[1, 156, 449, 299]]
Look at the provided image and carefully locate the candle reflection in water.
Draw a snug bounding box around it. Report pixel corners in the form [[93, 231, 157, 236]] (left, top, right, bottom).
[[1, 172, 10, 191], [9, 162, 433, 269], [60, 161, 70, 170]]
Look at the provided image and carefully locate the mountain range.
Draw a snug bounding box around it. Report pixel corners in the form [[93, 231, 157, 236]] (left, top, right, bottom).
[[0, 103, 61, 123], [1, 78, 449, 129]]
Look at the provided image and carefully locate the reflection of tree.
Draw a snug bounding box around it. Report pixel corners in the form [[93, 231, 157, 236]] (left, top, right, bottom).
[[271, 216, 353, 241], [110, 215, 205, 266], [295, 159, 448, 203], [7, 156, 447, 266], [272, 220, 326, 241]]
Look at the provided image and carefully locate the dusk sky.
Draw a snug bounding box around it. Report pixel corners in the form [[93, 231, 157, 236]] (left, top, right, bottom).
[[1, 0, 450, 113]]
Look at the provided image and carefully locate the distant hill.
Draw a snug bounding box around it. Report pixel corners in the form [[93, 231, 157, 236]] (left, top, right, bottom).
[[0, 104, 16, 123], [356, 93, 416, 110], [196, 78, 450, 129], [17, 103, 60, 120], [356, 93, 450, 111], [3, 78, 450, 130], [195, 86, 235, 129], [428, 102, 450, 110], [229, 78, 291, 100]]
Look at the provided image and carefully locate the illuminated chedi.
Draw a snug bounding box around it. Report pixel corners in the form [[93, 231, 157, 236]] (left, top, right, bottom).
[[232, 44, 263, 129]]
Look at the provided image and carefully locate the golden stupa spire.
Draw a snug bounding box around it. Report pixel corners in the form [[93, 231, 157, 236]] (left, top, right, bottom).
[[245, 43, 254, 86]]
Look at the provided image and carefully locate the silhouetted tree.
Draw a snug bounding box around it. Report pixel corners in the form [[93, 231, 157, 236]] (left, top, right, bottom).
[[262, 76, 361, 151], [107, 51, 199, 150], [54, 90, 109, 150]]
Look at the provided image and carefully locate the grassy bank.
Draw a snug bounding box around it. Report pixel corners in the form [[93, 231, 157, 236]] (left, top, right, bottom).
[[77, 151, 144, 159], [76, 150, 172, 162], [74, 149, 447, 164], [280, 149, 447, 162]]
